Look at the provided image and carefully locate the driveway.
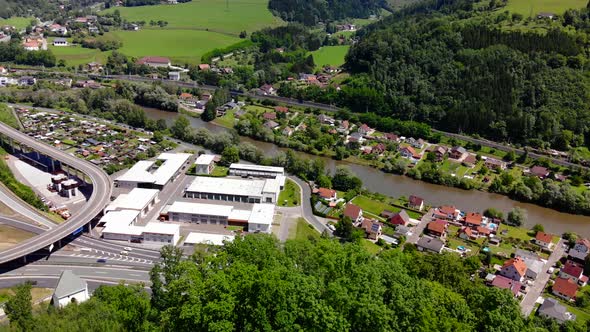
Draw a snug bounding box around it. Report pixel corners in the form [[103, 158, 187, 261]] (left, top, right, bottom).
[[406, 208, 434, 244], [520, 239, 566, 316], [288, 176, 329, 234]]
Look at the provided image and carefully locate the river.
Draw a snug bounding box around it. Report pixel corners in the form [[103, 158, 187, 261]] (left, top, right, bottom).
[[145, 107, 590, 237]]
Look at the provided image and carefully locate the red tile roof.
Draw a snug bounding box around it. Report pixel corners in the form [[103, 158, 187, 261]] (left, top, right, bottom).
[[179, 93, 193, 99], [427, 219, 448, 234], [409, 195, 423, 207], [562, 261, 584, 279], [465, 212, 483, 226], [502, 257, 527, 277], [274, 106, 289, 113], [491, 275, 521, 296], [438, 205, 456, 216], [536, 232, 553, 244], [530, 165, 550, 177], [343, 204, 362, 220], [317, 187, 336, 200], [476, 226, 491, 235], [553, 277, 579, 299], [137, 56, 171, 65], [263, 112, 276, 120]]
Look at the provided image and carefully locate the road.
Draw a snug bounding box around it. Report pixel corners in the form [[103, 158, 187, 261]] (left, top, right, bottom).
[[288, 176, 329, 234], [0, 276, 149, 293], [406, 209, 434, 244], [0, 122, 113, 264], [0, 184, 53, 229], [0, 264, 150, 283], [0, 215, 47, 234], [520, 239, 566, 316]]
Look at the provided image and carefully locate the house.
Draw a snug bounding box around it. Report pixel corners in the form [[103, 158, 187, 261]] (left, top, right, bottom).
[[529, 166, 550, 179], [538, 298, 576, 324], [22, 39, 41, 51], [534, 231, 554, 250], [260, 84, 275, 95], [434, 205, 460, 221], [88, 25, 99, 34], [399, 146, 421, 162], [484, 157, 506, 171], [499, 257, 527, 282], [552, 277, 579, 301], [459, 227, 477, 241], [126, 23, 139, 31], [275, 106, 289, 114], [168, 72, 181, 81], [318, 114, 335, 125], [519, 255, 544, 280], [384, 133, 400, 143], [199, 64, 210, 71], [358, 124, 374, 136], [464, 212, 483, 228], [490, 275, 521, 296], [263, 112, 277, 120], [52, 37, 68, 46], [338, 120, 350, 133], [347, 132, 365, 145], [343, 203, 363, 223], [432, 146, 447, 161], [408, 195, 424, 211], [449, 146, 467, 160], [407, 137, 425, 149], [537, 12, 556, 19], [569, 238, 590, 261], [389, 210, 410, 226], [371, 143, 386, 155], [49, 24, 67, 35], [393, 225, 412, 239], [264, 120, 279, 130], [86, 62, 103, 72], [0, 66, 6, 75], [136, 56, 171, 68], [417, 236, 445, 253], [52, 270, 89, 308], [361, 219, 382, 240], [317, 187, 337, 201], [560, 261, 585, 284], [462, 154, 477, 167], [282, 127, 294, 137], [426, 219, 448, 239]]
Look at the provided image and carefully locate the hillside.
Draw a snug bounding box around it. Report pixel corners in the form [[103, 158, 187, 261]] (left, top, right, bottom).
[[268, 0, 385, 25]]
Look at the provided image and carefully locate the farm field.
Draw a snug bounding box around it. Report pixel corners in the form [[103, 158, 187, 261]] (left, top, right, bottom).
[[103, 0, 282, 35], [49, 43, 110, 66], [310, 45, 350, 70], [503, 0, 587, 16], [0, 17, 34, 29], [111, 29, 241, 65]]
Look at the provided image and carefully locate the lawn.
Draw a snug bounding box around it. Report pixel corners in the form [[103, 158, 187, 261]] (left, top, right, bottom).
[[0, 17, 34, 30], [0, 104, 19, 128], [278, 179, 300, 207], [212, 110, 236, 128], [110, 29, 241, 65], [49, 43, 110, 66], [352, 195, 421, 219], [103, 0, 282, 35], [503, 0, 587, 16], [291, 218, 319, 240], [500, 224, 532, 242], [310, 45, 350, 70], [210, 166, 228, 177], [362, 239, 382, 255]]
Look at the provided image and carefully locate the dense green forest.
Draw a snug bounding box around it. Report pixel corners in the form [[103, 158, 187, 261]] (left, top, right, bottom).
[[268, 0, 385, 25], [0, 0, 60, 20], [3, 235, 587, 331]]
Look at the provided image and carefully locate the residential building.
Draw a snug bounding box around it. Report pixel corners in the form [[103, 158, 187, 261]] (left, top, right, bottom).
[[194, 154, 216, 175], [464, 212, 483, 228], [343, 204, 363, 223], [317, 187, 337, 201], [228, 163, 284, 178], [434, 205, 460, 221], [263, 112, 277, 120], [459, 227, 477, 241], [361, 219, 382, 240], [530, 165, 550, 179], [500, 257, 527, 282], [264, 120, 279, 130], [184, 176, 282, 204], [49, 24, 68, 35], [484, 157, 506, 171], [534, 231, 554, 250], [538, 298, 576, 324], [52, 270, 89, 308], [519, 255, 544, 280], [449, 146, 467, 160], [560, 261, 585, 284], [399, 146, 421, 162], [408, 195, 424, 211], [407, 137, 424, 149], [259, 84, 275, 95], [389, 210, 410, 226], [282, 127, 294, 137], [417, 236, 445, 253], [552, 277, 579, 301], [383, 133, 400, 143], [490, 275, 521, 297], [432, 146, 447, 161], [168, 72, 181, 81], [0, 66, 6, 75], [116, 153, 191, 189], [569, 238, 590, 261], [427, 219, 448, 238], [52, 37, 68, 46], [136, 56, 171, 68], [358, 124, 374, 136], [393, 225, 412, 239]]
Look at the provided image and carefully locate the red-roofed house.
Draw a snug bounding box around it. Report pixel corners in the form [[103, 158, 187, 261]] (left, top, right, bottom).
[[399, 146, 421, 162], [476, 226, 492, 237], [361, 219, 382, 240], [459, 227, 477, 241], [389, 210, 410, 226], [427, 219, 448, 239], [263, 112, 276, 120], [408, 195, 424, 211], [530, 165, 550, 179], [275, 106, 289, 113], [553, 277, 579, 301], [464, 212, 483, 227], [384, 133, 400, 142], [490, 275, 521, 297], [500, 257, 527, 282], [358, 124, 374, 136], [434, 205, 460, 221], [317, 188, 337, 202], [560, 261, 585, 284], [136, 56, 171, 68], [343, 204, 363, 223], [198, 64, 210, 71], [534, 232, 554, 250]]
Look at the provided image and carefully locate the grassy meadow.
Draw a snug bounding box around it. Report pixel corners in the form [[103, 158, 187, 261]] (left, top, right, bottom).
[[310, 45, 350, 70], [504, 0, 587, 16], [0, 17, 34, 29]]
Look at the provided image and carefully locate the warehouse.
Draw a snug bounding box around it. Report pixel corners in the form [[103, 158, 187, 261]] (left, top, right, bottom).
[[116, 153, 191, 189], [102, 222, 180, 245], [194, 154, 216, 175], [229, 163, 284, 178], [184, 176, 281, 204], [104, 188, 159, 218]]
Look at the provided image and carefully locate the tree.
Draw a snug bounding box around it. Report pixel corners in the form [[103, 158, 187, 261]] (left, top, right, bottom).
[[507, 207, 527, 226], [532, 224, 544, 233], [5, 283, 33, 332], [220, 146, 239, 166], [170, 115, 190, 140], [201, 102, 217, 122], [483, 208, 503, 220], [332, 166, 362, 192]]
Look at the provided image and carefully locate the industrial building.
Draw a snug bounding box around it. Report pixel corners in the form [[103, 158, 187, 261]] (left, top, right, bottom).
[[104, 188, 159, 218], [50, 173, 80, 198], [115, 153, 191, 189], [184, 176, 282, 204], [229, 163, 284, 178], [194, 154, 216, 175], [102, 222, 180, 245], [184, 232, 235, 246], [165, 201, 274, 233]]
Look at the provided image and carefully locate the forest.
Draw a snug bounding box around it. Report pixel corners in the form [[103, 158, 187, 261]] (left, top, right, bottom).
[[3, 235, 587, 332], [268, 0, 385, 25]]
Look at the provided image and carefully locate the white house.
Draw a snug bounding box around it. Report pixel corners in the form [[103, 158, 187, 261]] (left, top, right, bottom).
[[52, 270, 89, 308], [52, 37, 68, 46]]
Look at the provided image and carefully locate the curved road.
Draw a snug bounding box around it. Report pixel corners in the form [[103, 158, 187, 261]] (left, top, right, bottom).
[[0, 122, 113, 264]]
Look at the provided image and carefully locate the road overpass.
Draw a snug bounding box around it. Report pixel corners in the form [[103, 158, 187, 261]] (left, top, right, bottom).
[[0, 122, 113, 264]]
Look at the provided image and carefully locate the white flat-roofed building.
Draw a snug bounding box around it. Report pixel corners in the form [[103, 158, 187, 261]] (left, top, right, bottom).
[[248, 203, 274, 233], [194, 154, 216, 174], [184, 232, 235, 246], [102, 223, 144, 242], [184, 177, 280, 204], [229, 163, 284, 178], [142, 222, 180, 244], [116, 153, 191, 189], [105, 188, 159, 217], [98, 209, 140, 227], [168, 201, 233, 225]]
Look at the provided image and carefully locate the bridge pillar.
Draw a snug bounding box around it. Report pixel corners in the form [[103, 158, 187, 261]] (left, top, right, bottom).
[[22, 255, 26, 264]]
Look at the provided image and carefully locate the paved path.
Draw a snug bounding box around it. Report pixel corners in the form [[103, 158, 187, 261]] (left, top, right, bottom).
[[287, 176, 329, 234], [520, 239, 566, 316], [406, 209, 434, 244]]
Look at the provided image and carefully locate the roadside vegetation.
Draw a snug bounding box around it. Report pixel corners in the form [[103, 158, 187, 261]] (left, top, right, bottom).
[[0, 148, 46, 212], [278, 179, 300, 207], [0, 104, 19, 129]]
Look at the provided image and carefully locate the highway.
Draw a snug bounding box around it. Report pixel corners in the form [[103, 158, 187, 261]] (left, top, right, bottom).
[[0, 264, 150, 283], [0, 122, 113, 264], [0, 184, 54, 229], [0, 276, 150, 293]]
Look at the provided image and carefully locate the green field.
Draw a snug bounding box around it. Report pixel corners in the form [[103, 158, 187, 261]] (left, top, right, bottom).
[[310, 45, 350, 70], [504, 0, 587, 16], [0, 104, 19, 128], [49, 43, 111, 66], [103, 0, 281, 35], [291, 218, 320, 241], [112, 29, 241, 64], [278, 179, 301, 207], [0, 17, 34, 30]]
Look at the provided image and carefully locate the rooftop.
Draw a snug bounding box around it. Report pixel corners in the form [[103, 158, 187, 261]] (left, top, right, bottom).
[[247, 204, 275, 225], [195, 154, 216, 165], [417, 236, 444, 252], [186, 176, 270, 197], [54, 270, 86, 299], [184, 232, 235, 246], [99, 209, 140, 227], [229, 163, 284, 174], [143, 222, 179, 235], [105, 188, 158, 212], [168, 201, 234, 217], [102, 223, 144, 236]]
